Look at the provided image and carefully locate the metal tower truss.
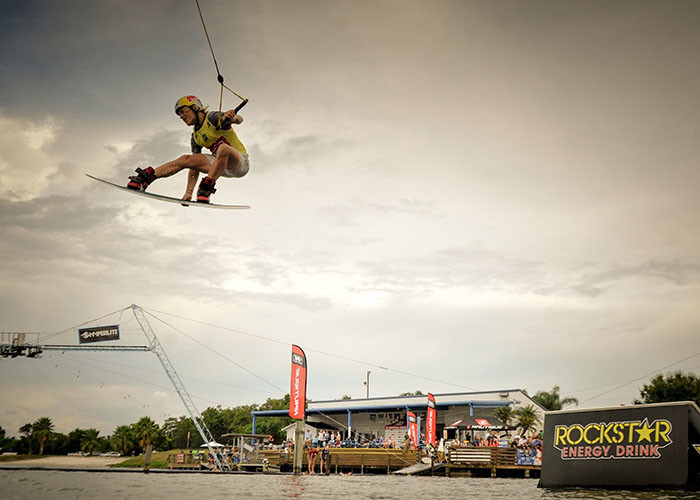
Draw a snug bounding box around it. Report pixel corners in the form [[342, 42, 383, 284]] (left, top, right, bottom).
[[1, 305, 228, 471], [129, 304, 226, 470]]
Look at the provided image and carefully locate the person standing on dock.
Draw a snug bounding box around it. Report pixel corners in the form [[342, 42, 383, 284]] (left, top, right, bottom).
[[320, 444, 330, 475], [402, 434, 411, 452], [307, 442, 319, 474]]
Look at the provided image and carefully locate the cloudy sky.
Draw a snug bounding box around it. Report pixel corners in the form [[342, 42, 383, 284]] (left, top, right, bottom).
[[1, 0, 699, 436]]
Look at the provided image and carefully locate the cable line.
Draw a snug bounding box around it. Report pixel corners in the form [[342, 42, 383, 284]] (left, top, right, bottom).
[[47, 353, 166, 415], [144, 309, 287, 394], [194, 0, 248, 123], [64, 352, 222, 406], [4, 306, 132, 345], [195, 0, 222, 80], [579, 349, 700, 405], [36, 362, 93, 420], [144, 306, 478, 391], [62, 352, 279, 396]]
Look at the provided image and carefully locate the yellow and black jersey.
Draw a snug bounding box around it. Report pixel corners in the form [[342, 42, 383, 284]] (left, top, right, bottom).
[[191, 112, 247, 156]]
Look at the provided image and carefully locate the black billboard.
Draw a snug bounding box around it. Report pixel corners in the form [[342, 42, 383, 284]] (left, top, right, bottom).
[[78, 325, 120, 344], [541, 402, 700, 490]]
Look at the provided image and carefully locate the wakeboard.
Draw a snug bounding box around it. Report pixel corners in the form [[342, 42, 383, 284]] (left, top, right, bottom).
[[86, 174, 250, 210]]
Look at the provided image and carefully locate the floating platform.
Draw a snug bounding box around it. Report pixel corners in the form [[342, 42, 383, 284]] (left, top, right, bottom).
[[394, 462, 446, 475]]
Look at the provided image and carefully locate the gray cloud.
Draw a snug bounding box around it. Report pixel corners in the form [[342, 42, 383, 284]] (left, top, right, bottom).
[[2, 0, 700, 433], [249, 132, 356, 173], [570, 260, 700, 298]]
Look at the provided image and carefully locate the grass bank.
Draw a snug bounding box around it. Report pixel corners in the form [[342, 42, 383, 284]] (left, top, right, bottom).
[[112, 450, 179, 469]]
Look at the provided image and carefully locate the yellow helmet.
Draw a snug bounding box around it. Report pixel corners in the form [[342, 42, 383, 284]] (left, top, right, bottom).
[[174, 95, 205, 115]]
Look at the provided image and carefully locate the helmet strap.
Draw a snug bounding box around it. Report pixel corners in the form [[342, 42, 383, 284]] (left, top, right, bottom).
[[195, 109, 205, 128]]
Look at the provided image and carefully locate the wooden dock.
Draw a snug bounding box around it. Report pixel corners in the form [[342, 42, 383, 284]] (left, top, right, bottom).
[[444, 447, 541, 478], [394, 462, 444, 475], [259, 447, 540, 477], [262, 448, 418, 474]]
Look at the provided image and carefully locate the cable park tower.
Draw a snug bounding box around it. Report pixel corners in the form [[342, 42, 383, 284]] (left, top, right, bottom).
[[1, 304, 227, 471]]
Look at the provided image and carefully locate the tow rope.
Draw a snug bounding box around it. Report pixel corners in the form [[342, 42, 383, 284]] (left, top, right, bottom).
[[195, 0, 249, 126]]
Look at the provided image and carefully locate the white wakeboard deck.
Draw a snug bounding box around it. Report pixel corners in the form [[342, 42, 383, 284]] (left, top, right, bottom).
[[86, 174, 250, 210]]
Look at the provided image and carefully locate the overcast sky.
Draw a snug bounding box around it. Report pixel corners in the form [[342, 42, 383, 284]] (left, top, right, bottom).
[[1, 0, 699, 436]]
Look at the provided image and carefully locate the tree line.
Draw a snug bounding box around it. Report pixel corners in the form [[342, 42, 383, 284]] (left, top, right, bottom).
[[529, 372, 699, 411], [0, 395, 293, 456], [1, 372, 697, 456]]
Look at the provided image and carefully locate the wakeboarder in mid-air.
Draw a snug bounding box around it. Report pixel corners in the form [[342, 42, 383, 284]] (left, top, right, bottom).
[[126, 95, 249, 204]]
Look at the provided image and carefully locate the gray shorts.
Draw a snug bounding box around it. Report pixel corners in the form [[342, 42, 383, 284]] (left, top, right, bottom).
[[204, 153, 250, 178]]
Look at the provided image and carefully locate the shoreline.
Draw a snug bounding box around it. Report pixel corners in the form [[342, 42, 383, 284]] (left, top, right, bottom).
[[0, 455, 286, 474], [0, 465, 257, 474], [0, 456, 126, 468]]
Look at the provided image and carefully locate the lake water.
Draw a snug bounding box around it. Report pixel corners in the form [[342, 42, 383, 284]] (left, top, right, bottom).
[[1, 470, 697, 499]]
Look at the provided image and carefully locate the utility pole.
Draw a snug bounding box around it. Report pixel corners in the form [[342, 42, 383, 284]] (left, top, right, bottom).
[[293, 421, 305, 474], [364, 370, 371, 398]]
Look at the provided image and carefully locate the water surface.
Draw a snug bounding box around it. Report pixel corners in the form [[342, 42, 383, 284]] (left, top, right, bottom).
[[1, 470, 696, 499]]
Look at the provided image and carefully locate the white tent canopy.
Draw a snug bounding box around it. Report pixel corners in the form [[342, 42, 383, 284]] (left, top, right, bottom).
[[200, 441, 225, 448]]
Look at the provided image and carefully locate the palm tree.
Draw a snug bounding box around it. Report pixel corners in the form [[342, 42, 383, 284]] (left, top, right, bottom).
[[495, 406, 515, 426], [81, 429, 101, 456], [110, 425, 134, 456], [532, 386, 578, 411], [32, 417, 54, 456], [19, 423, 33, 455], [515, 405, 541, 437], [132, 417, 160, 454]]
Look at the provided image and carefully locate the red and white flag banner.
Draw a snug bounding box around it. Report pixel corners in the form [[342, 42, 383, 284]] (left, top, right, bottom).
[[407, 411, 419, 448], [427, 393, 437, 446], [289, 344, 307, 420]]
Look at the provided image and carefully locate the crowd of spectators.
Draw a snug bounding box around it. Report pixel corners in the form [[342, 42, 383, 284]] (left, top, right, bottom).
[[281, 430, 400, 455], [276, 430, 411, 474], [268, 427, 544, 472], [445, 430, 543, 465], [511, 434, 543, 465]]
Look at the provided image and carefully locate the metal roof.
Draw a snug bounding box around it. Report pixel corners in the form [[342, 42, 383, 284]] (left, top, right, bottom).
[[305, 389, 533, 410], [309, 388, 524, 405], [252, 399, 513, 417]]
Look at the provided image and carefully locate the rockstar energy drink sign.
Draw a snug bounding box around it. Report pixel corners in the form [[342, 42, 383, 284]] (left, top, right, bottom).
[[541, 402, 700, 490], [553, 418, 672, 460]]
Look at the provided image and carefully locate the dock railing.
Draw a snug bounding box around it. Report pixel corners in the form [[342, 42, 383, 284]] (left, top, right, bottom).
[[448, 446, 494, 465], [259, 446, 539, 476], [165, 451, 202, 470], [448, 446, 534, 467], [261, 448, 418, 474]]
